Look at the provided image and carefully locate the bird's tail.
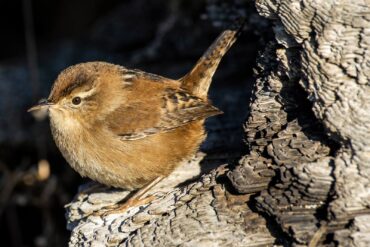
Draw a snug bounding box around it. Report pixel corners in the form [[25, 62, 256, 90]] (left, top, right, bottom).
[[180, 19, 244, 99]]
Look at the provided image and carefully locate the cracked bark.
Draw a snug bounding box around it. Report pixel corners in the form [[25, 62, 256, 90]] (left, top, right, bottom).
[[229, 0, 370, 245]]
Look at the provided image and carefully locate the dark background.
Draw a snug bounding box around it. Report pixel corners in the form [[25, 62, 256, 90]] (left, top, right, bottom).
[[0, 0, 266, 246]]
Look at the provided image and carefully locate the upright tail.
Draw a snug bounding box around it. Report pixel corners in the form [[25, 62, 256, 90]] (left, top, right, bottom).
[[180, 19, 244, 99]]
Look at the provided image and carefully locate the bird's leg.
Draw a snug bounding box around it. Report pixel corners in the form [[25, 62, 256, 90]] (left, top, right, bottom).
[[132, 176, 165, 200], [94, 176, 164, 216]]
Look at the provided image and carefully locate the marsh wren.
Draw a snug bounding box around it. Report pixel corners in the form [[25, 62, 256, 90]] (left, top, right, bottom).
[[28, 25, 241, 194]]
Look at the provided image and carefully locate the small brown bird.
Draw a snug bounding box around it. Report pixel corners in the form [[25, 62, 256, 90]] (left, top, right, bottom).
[[29, 24, 241, 205]]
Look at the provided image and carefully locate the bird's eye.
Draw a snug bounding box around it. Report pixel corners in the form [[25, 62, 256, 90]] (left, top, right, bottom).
[[72, 97, 81, 105]]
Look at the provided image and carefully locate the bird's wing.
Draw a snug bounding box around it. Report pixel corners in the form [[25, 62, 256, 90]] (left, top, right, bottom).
[[106, 78, 222, 140]]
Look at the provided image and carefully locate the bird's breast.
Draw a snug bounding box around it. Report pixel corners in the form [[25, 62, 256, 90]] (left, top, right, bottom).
[[49, 111, 139, 189], [49, 110, 206, 190]]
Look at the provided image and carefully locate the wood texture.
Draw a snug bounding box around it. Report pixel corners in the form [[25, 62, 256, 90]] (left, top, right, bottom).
[[229, 0, 370, 245], [66, 159, 275, 247]]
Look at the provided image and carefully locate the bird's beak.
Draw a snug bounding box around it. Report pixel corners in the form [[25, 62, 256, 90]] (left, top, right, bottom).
[[27, 99, 54, 113]]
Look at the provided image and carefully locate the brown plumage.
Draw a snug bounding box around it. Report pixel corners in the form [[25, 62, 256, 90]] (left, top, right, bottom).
[[28, 25, 241, 191]]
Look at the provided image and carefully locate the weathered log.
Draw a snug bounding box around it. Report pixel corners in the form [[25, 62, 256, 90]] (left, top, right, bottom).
[[66, 160, 276, 247], [228, 38, 335, 244], [232, 0, 370, 245]]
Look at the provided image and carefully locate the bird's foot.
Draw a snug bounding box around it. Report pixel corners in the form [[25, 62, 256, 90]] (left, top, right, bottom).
[[93, 194, 157, 217]]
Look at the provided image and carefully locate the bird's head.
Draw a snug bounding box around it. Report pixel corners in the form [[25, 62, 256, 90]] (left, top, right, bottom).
[[28, 61, 129, 128]]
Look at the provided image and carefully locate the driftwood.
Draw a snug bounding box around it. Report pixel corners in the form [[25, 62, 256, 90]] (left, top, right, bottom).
[[66, 157, 275, 247], [251, 0, 370, 245], [65, 0, 370, 246]]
